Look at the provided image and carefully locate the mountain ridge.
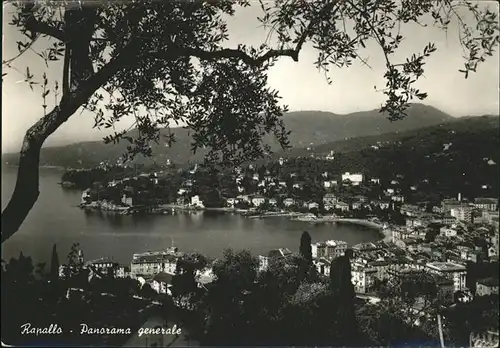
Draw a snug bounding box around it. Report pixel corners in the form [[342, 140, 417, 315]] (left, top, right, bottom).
[[2, 103, 459, 168]]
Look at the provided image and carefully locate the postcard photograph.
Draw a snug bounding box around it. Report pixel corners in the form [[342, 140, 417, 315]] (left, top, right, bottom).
[[1, 0, 499, 347]]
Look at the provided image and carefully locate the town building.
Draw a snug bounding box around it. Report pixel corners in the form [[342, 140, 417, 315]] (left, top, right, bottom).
[[391, 195, 405, 203], [476, 277, 499, 296], [372, 201, 390, 209], [283, 198, 296, 207], [451, 206, 473, 223], [190, 195, 204, 208], [474, 198, 498, 212], [251, 195, 266, 207], [323, 193, 338, 205], [335, 202, 350, 212], [86, 258, 121, 279], [482, 210, 500, 225], [258, 248, 293, 272], [311, 240, 348, 260], [341, 172, 363, 186], [130, 248, 182, 278], [406, 217, 426, 229], [81, 189, 92, 204], [425, 262, 467, 291], [324, 180, 338, 189], [440, 227, 458, 238], [433, 275, 455, 305], [470, 330, 499, 348], [351, 261, 377, 294], [121, 194, 133, 207], [226, 197, 236, 208], [308, 202, 319, 210], [314, 258, 331, 276], [151, 272, 173, 295], [392, 228, 413, 242]]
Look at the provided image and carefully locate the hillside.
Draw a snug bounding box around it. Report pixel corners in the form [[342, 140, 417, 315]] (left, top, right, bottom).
[[250, 115, 498, 201], [2, 103, 453, 168], [271, 115, 499, 159], [279, 115, 500, 200]]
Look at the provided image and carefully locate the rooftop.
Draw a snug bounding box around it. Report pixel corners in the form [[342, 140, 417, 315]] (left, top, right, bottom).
[[477, 277, 499, 287], [426, 262, 466, 272], [315, 240, 348, 247], [268, 248, 293, 259], [475, 198, 498, 204], [153, 272, 174, 284], [132, 249, 183, 264]]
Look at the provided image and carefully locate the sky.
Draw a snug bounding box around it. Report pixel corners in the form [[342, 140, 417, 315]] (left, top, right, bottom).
[[2, 1, 499, 153]]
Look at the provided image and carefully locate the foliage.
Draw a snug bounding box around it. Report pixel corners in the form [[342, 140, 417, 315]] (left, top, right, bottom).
[[172, 252, 208, 307], [443, 294, 500, 346], [193, 245, 363, 345], [466, 261, 500, 292], [299, 230, 313, 264], [50, 243, 60, 281]]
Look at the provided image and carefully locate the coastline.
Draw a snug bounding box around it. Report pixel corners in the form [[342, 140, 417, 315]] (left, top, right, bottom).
[[79, 202, 389, 239], [334, 218, 391, 240]]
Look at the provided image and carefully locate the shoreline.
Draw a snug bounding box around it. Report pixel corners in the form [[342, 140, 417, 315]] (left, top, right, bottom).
[[79, 203, 389, 237], [334, 218, 391, 240]]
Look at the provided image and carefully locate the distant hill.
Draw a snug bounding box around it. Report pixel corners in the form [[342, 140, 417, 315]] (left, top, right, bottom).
[[271, 115, 499, 159], [2, 103, 454, 168], [271, 115, 499, 200]]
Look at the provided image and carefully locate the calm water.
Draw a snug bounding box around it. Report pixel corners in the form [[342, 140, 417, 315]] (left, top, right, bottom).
[[1, 167, 381, 265]]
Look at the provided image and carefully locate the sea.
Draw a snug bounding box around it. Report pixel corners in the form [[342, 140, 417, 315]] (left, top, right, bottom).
[[1, 167, 382, 265]]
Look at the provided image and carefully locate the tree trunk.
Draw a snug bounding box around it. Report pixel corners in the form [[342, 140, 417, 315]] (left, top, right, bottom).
[[1, 106, 72, 243], [1, 38, 133, 243]]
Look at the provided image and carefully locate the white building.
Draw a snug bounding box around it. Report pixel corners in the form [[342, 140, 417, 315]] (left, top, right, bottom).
[[308, 202, 320, 210], [258, 248, 293, 272], [190, 195, 205, 208], [81, 189, 92, 204], [226, 198, 236, 208], [440, 227, 458, 238], [251, 195, 266, 207], [130, 249, 182, 278], [121, 194, 133, 207], [425, 262, 467, 292], [237, 195, 250, 203], [151, 272, 173, 295], [342, 172, 363, 185], [474, 198, 498, 211], [311, 240, 347, 260], [351, 262, 377, 294], [323, 193, 338, 205], [335, 202, 350, 212], [451, 206, 473, 223], [314, 258, 331, 276], [283, 198, 296, 207]]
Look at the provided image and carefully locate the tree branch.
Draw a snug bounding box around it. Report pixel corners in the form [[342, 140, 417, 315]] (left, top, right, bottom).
[[1, 42, 134, 244], [154, 1, 338, 67], [24, 17, 66, 42], [2, 34, 41, 66], [183, 46, 301, 66]]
